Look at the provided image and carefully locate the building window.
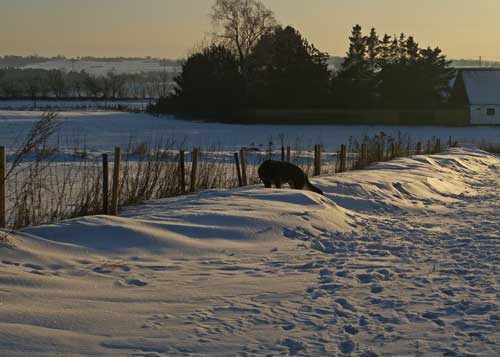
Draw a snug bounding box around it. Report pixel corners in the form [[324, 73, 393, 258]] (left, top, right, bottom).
[[486, 108, 496, 116]]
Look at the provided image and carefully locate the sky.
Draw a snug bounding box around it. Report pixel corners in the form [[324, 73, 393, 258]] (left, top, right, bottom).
[[1, 0, 500, 60]]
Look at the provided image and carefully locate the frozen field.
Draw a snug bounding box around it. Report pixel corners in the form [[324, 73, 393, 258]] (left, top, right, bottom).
[[1, 110, 500, 154], [0, 100, 153, 111], [0, 147, 498, 356], [22, 59, 181, 76]]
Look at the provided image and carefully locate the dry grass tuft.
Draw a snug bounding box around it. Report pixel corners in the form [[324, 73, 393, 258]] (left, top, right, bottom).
[[3, 115, 454, 230]]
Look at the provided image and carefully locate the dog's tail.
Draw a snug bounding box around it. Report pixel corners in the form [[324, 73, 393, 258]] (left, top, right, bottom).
[[305, 178, 324, 196]]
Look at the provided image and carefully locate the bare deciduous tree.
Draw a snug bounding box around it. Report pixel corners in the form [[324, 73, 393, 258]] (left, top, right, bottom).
[[211, 0, 277, 73]]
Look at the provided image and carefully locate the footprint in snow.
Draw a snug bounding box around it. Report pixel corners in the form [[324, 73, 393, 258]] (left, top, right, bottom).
[[339, 339, 355, 354], [357, 273, 376, 284], [2, 260, 20, 266], [127, 279, 148, 287], [23, 263, 44, 271], [280, 338, 306, 355], [114, 279, 148, 288]]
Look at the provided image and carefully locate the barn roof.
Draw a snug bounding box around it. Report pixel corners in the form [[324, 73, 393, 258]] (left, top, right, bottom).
[[460, 69, 500, 105]]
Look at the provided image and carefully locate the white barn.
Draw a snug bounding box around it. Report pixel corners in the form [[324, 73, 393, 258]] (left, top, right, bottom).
[[452, 69, 500, 125]]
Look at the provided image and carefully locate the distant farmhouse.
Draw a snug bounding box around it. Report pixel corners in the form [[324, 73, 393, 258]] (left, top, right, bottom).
[[452, 69, 500, 125]]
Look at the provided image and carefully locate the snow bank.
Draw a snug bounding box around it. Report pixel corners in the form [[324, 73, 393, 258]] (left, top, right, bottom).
[[1, 147, 498, 356], [316, 148, 491, 213], [22, 187, 354, 256]]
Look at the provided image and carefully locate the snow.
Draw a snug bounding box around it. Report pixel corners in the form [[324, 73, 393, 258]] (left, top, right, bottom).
[[2, 111, 500, 154], [22, 59, 181, 76], [461, 69, 500, 105], [0, 100, 152, 111], [1, 147, 498, 356]]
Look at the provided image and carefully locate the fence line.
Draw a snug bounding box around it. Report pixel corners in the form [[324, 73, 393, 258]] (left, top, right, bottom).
[[0, 135, 452, 230], [234, 153, 243, 187], [190, 147, 200, 193], [314, 144, 322, 176], [179, 150, 186, 194], [102, 153, 109, 215], [111, 147, 121, 216], [0, 146, 6, 229], [240, 149, 248, 186]]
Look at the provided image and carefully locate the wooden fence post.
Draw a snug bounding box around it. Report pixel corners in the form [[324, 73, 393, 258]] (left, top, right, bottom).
[[337, 145, 342, 173], [111, 147, 121, 216], [390, 142, 396, 159], [190, 147, 200, 193], [281, 147, 285, 162], [448, 136, 452, 147], [0, 146, 6, 229], [179, 150, 186, 194], [361, 143, 367, 167], [340, 144, 348, 173], [416, 142, 422, 155], [286, 146, 291, 162], [314, 144, 321, 176], [234, 153, 243, 187], [102, 153, 109, 215], [376, 142, 382, 161], [239, 148, 248, 186]]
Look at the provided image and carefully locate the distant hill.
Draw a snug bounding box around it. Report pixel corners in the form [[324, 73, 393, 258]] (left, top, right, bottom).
[[0, 55, 53, 68], [2, 55, 499, 76], [0, 56, 182, 76], [22, 59, 181, 76], [451, 59, 500, 68]]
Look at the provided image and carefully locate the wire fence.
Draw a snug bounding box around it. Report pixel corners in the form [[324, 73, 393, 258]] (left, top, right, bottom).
[[0, 126, 456, 230]]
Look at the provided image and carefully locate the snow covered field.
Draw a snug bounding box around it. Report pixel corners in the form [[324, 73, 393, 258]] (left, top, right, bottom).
[[2, 110, 500, 154], [0, 147, 498, 356], [22, 59, 180, 76], [0, 100, 153, 111]]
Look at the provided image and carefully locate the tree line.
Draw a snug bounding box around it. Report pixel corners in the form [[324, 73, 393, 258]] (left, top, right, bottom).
[[0, 68, 174, 100], [154, 0, 456, 118], [0, 55, 181, 68]]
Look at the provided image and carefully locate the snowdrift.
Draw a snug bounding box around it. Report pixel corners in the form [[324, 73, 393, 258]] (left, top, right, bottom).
[[15, 147, 491, 257], [0, 147, 498, 356]]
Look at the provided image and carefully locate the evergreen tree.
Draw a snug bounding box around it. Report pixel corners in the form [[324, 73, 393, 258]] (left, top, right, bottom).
[[397, 33, 408, 60], [390, 36, 400, 60], [415, 47, 455, 107], [377, 38, 454, 109], [163, 44, 245, 117], [377, 34, 393, 67], [333, 25, 373, 108], [333, 25, 454, 110], [249, 26, 330, 108], [405, 36, 420, 62], [341, 24, 369, 76], [365, 28, 380, 72]]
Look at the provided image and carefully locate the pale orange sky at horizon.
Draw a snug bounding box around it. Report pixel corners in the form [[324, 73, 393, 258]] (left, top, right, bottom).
[[1, 0, 500, 60]]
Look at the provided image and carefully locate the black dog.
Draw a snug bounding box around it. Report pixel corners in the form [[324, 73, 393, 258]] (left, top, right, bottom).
[[258, 160, 324, 196]]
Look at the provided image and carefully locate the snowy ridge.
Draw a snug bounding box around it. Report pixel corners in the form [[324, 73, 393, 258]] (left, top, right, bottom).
[[22, 189, 354, 255], [0, 147, 498, 356]]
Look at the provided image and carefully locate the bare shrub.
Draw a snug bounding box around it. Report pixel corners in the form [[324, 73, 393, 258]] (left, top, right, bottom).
[[4, 117, 453, 230], [477, 141, 500, 154], [0, 231, 14, 248], [6, 112, 60, 179], [348, 133, 445, 172]]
